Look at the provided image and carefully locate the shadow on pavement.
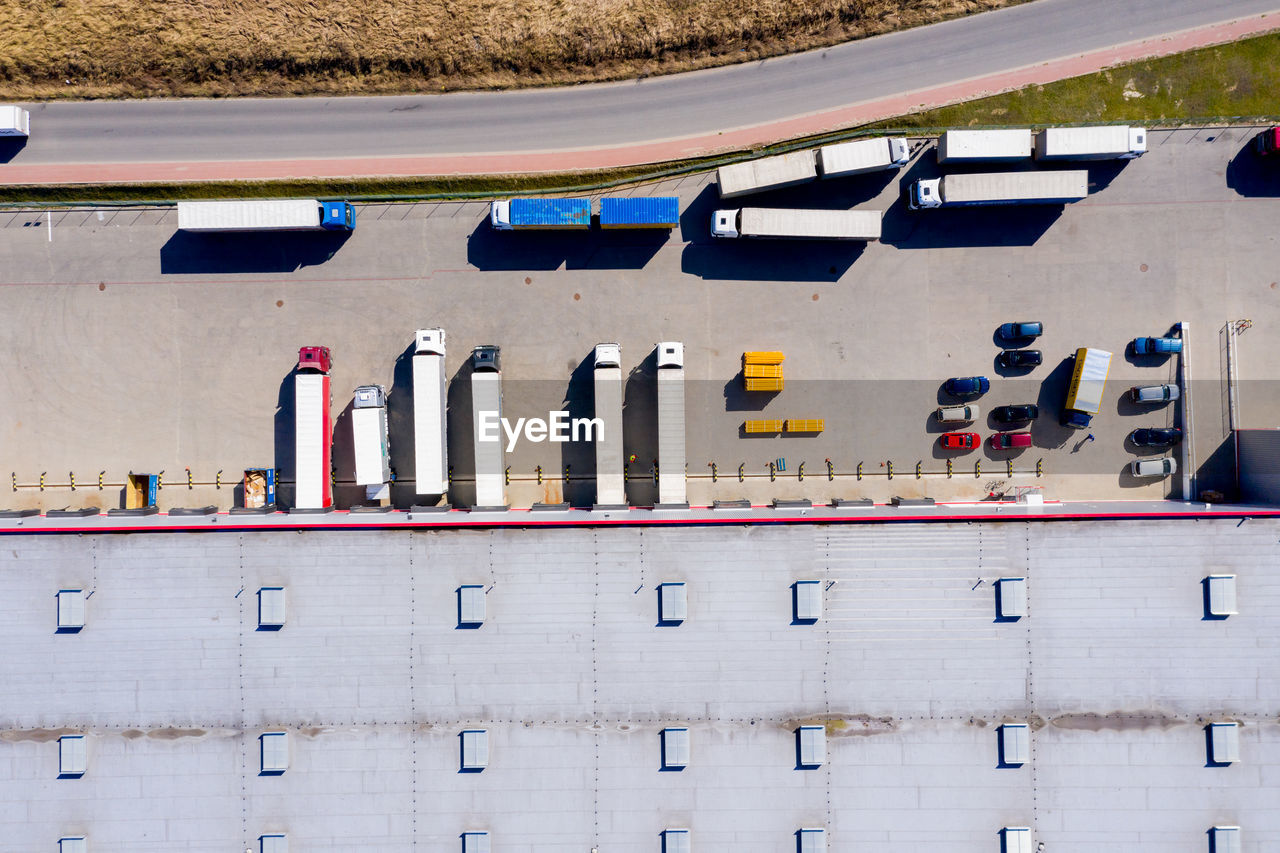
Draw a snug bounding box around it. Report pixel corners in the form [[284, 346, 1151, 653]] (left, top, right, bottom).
[[1226, 137, 1280, 197], [466, 218, 667, 271], [445, 359, 476, 508], [0, 137, 28, 163], [560, 353, 598, 508], [160, 230, 352, 274]]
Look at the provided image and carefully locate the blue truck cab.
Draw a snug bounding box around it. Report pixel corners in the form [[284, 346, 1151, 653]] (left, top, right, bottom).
[[1133, 336, 1182, 355], [321, 201, 357, 231]]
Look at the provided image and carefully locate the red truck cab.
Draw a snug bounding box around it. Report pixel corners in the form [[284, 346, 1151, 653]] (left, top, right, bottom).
[[297, 346, 332, 373], [1255, 127, 1280, 156]]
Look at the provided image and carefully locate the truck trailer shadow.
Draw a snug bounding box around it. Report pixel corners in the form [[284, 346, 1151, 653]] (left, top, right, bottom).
[[1226, 142, 1280, 197], [272, 368, 297, 509], [446, 361, 477, 508], [622, 351, 659, 508], [561, 355, 599, 508], [387, 343, 425, 507], [0, 137, 28, 164], [160, 231, 351, 275], [465, 219, 668, 271]]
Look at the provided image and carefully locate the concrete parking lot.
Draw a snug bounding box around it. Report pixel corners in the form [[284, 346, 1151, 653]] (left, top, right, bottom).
[[1, 126, 1278, 511]]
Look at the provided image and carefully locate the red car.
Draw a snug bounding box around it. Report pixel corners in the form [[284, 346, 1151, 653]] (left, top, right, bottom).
[[940, 432, 980, 450], [991, 432, 1033, 449]]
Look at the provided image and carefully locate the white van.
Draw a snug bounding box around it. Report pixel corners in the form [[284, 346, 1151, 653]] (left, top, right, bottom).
[[936, 405, 979, 423]]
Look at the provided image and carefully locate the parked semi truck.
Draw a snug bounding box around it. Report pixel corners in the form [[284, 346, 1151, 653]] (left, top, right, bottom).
[[817, 137, 910, 178], [177, 199, 356, 232], [908, 171, 1088, 210], [1035, 126, 1146, 160], [0, 106, 30, 137], [471, 345, 506, 508], [599, 197, 680, 229], [1062, 347, 1112, 429], [294, 346, 333, 510], [717, 151, 818, 199], [594, 343, 626, 508], [656, 342, 687, 507], [936, 129, 1032, 164], [712, 208, 882, 240], [352, 385, 391, 502], [489, 198, 591, 230], [412, 329, 448, 497]]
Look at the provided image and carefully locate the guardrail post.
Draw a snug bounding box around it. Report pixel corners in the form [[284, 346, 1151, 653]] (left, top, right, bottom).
[[564, 464, 571, 481], [158, 470, 164, 490], [504, 466, 510, 486], [857, 462, 863, 481], [738, 463, 744, 483], [826, 458, 834, 481], [652, 460, 658, 483], [974, 460, 981, 478], [98, 471, 104, 490], [709, 462, 718, 483], [1036, 458, 1043, 478], [769, 462, 776, 482], [216, 469, 222, 489], [448, 465, 454, 485], [536, 465, 543, 485], [11, 472, 16, 492], [70, 471, 76, 491], [798, 462, 805, 482], [40, 471, 46, 491], [946, 458, 953, 478], [1007, 459, 1013, 477], [186, 467, 193, 489], [916, 461, 922, 479], [887, 461, 894, 480]]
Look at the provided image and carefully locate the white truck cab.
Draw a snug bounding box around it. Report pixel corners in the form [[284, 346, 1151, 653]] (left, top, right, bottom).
[[0, 106, 29, 137], [711, 209, 740, 238], [657, 341, 684, 369], [489, 200, 512, 230], [909, 179, 943, 210], [594, 342, 622, 368], [415, 327, 445, 356]]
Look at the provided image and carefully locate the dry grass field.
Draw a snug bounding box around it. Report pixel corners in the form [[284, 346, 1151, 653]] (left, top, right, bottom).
[[0, 0, 1022, 100]]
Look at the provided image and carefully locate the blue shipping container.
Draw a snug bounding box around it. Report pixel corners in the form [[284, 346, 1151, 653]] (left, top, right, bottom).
[[510, 198, 592, 229], [599, 196, 680, 229]]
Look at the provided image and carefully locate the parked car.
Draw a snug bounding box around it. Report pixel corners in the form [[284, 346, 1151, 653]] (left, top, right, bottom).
[[1130, 384, 1180, 403], [1130, 457, 1177, 477], [936, 404, 979, 423], [944, 376, 990, 398], [1129, 427, 1183, 447], [991, 432, 1033, 449], [940, 432, 980, 450], [1132, 336, 1183, 355], [997, 349, 1042, 369], [993, 404, 1039, 423], [998, 321, 1043, 341]]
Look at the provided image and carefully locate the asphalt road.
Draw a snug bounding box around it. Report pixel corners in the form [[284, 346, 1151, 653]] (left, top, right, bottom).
[[6, 0, 1278, 167]]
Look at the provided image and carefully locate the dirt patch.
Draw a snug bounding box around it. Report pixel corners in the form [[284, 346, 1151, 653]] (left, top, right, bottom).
[[788, 713, 897, 736], [1050, 711, 1184, 731], [0, 0, 1025, 101], [0, 727, 79, 743], [147, 727, 206, 740]]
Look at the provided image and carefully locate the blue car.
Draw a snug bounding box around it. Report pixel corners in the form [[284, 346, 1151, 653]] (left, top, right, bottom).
[[999, 321, 1043, 341], [1133, 336, 1183, 355], [944, 376, 990, 398]]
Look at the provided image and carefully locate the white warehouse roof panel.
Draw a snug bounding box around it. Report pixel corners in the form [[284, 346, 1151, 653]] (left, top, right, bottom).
[[794, 580, 822, 623], [461, 729, 489, 770], [998, 577, 1027, 619], [1210, 827, 1241, 853], [260, 835, 288, 853], [1207, 574, 1238, 616], [663, 829, 690, 853], [260, 732, 288, 773], [462, 832, 490, 853], [661, 727, 690, 769], [1001, 723, 1030, 766], [659, 582, 687, 624], [797, 726, 825, 767], [58, 735, 87, 776], [1002, 826, 1031, 853], [59, 839, 87, 853], [798, 828, 825, 853], [258, 587, 286, 628], [56, 589, 85, 630], [458, 585, 486, 626], [1210, 722, 1241, 764]]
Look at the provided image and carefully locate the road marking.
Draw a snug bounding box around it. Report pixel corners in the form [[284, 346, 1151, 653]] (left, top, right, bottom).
[[46, 211, 51, 242]]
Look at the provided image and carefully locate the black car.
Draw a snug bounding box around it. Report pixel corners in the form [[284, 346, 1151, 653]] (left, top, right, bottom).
[[993, 404, 1040, 423], [1129, 427, 1184, 447], [997, 349, 1043, 369], [944, 376, 991, 398]]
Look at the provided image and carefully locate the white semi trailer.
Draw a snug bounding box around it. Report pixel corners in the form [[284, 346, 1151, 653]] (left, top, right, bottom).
[[656, 342, 687, 507], [817, 137, 910, 178], [716, 151, 818, 199], [177, 199, 356, 231], [1034, 126, 1147, 160], [412, 329, 448, 496], [593, 343, 626, 508], [908, 171, 1088, 209], [936, 129, 1033, 164], [352, 385, 391, 504], [470, 345, 506, 508], [712, 208, 882, 240]]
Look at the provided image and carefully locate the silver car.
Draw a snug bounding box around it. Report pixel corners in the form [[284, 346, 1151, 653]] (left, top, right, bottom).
[[1130, 384, 1180, 403], [1130, 457, 1177, 477]]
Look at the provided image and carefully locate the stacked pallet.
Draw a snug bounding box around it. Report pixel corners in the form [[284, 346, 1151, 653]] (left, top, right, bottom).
[[743, 351, 785, 392]]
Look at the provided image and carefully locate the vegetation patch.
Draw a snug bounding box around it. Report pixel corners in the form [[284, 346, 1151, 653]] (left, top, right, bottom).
[[0, 0, 1020, 100]]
